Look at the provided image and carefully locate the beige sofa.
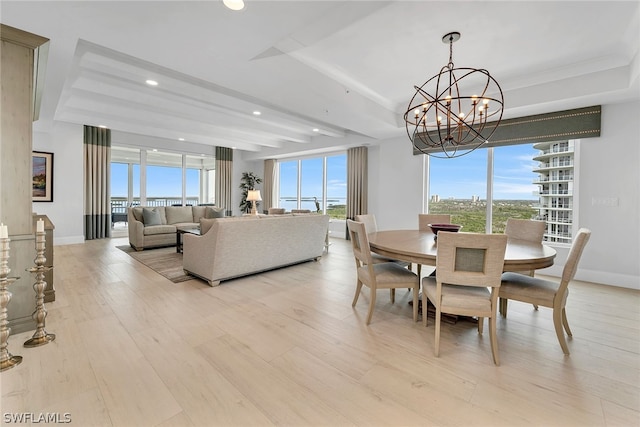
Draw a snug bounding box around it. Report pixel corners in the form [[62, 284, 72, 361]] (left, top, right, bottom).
[[127, 205, 225, 250], [182, 214, 330, 286]]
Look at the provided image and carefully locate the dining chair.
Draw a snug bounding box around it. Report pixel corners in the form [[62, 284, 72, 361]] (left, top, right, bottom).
[[346, 220, 419, 325], [355, 214, 412, 302], [417, 214, 452, 276], [422, 231, 508, 365], [418, 214, 452, 231], [355, 214, 397, 266], [501, 218, 547, 312], [504, 218, 546, 243], [499, 228, 591, 355]]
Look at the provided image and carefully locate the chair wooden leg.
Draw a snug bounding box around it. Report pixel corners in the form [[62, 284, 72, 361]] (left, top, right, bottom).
[[499, 297, 508, 317], [422, 293, 428, 327], [366, 289, 376, 325], [562, 308, 573, 336], [489, 316, 500, 365], [553, 308, 570, 355], [390, 288, 395, 304], [412, 286, 419, 322], [477, 316, 484, 334], [434, 306, 441, 357], [352, 280, 363, 307]]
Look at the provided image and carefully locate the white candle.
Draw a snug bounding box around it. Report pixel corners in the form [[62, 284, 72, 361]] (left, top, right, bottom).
[[0, 223, 7, 239], [37, 219, 44, 233]]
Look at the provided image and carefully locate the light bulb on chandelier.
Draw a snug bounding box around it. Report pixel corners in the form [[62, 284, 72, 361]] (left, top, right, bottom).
[[404, 32, 504, 158]]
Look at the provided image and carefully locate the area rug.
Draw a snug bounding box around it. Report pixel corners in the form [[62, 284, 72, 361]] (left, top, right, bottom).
[[117, 245, 195, 283]]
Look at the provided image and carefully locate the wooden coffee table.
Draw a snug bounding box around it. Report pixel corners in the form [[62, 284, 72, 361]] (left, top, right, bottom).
[[176, 227, 200, 253]]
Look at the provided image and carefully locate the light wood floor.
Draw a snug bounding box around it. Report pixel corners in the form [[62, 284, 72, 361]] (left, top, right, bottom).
[[2, 236, 639, 426]]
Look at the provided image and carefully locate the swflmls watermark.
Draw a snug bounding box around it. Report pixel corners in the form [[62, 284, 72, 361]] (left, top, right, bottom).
[[3, 412, 71, 424]]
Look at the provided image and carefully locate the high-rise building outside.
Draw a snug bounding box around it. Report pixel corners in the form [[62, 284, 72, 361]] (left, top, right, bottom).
[[532, 140, 574, 244]]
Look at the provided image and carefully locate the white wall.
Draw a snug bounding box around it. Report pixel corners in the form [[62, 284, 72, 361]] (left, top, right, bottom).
[[32, 122, 84, 245], [570, 100, 639, 289], [368, 141, 424, 230]]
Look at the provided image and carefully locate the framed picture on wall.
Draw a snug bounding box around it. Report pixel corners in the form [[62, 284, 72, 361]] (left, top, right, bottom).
[[32, 151, 54, 202]]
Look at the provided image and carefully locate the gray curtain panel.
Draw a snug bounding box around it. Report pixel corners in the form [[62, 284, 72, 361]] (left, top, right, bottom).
[[84, 125, 111, 240], [346, 146, 368, 238], [263, 159, 276, 213], [215, 147, 233, 216]]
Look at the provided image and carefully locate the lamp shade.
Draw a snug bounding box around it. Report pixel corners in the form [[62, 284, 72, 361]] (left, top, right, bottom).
[[246, 190, 262, 202]]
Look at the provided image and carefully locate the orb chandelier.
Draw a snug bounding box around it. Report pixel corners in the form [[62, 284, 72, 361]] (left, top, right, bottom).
[[404, 32, 504, 158]]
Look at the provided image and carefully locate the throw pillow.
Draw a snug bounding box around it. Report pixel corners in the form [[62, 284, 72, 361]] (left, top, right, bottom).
[[142, 208, 162, 226], [206, 207, 226, 218]]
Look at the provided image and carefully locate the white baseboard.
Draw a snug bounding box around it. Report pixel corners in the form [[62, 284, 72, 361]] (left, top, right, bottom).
[[575, 268, 639, 291], [54, 235, 85, 245], [529, 265, 638, 290]]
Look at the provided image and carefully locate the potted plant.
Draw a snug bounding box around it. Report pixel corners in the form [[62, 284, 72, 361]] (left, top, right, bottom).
[[239, 171, 262, 213]]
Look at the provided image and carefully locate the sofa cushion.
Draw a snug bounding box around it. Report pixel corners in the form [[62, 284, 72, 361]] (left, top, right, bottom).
[[143, 208, 162, 226], [192, 206, 206, 222], [206, 207, 226, 218], [165, 206, 194, 224], [133, 206, 167, 224], [143, 224, 176, 235], [132, 207, 144, 222]]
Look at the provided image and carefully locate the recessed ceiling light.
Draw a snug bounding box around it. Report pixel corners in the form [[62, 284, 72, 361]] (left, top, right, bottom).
[[253, 111, 261, 116], [312, 128, 320, 132], [223, 0, 244, 11], [178, 138, 185, 141], [146, 79, 158, 86]]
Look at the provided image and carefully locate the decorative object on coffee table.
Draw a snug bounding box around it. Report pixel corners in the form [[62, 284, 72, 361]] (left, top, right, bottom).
[[24, 219, 55, 348], [0, 224, 22, 371]]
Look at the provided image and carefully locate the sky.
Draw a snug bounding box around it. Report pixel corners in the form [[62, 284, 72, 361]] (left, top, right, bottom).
[[111, 164, 201, 198], [430, 144, 539, 200], [111, 144, 539, 202], [278, 155, 347, 210]]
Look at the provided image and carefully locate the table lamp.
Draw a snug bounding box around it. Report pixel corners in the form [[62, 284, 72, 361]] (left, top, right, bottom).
[[246, 190, 262, 215]]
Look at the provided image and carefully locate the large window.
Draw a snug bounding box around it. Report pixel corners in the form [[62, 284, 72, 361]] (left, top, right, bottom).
[[426, 140, 577, 244], [326, 154, 347, 219], [428, 149, 488, 232], [300, 158, 323, 211], [277, 153, 346, 219], [278, 160, 299, 211], [491, 144, 539, 233], [110, 146, 215, 213], [147, 150, 183, 205]]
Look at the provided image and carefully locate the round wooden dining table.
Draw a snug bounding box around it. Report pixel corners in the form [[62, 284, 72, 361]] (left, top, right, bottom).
[[368, 230, 557, 272]]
